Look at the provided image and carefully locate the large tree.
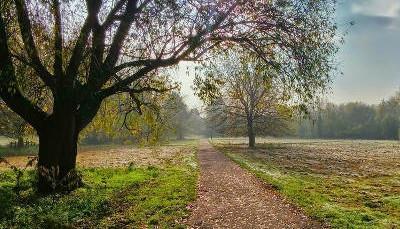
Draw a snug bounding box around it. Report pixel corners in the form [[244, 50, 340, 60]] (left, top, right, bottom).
[[0, 0, 338, 192]]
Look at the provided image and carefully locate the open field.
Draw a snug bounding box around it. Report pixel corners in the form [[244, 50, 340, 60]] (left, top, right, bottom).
[[213, 138, 400, 228], [0, 136, 12, 146], [0, 140, 198, 170], [0, 140, 198, 228]]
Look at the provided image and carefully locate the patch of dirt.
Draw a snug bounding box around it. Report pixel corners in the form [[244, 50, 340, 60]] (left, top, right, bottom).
[[76, 146, 187, 168], [187, 141, 323, 229], [0, 145, 189, 170], [220, 140, 400, 177]]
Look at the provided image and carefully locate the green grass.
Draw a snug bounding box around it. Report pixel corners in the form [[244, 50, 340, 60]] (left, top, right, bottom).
[[0, 145, 38, 157], [0, 136, 38, 157], [164, 139, 200, 147], [215, 140, 400, 229], [0, 144, 198, 228], [0, 136, 39, 157]]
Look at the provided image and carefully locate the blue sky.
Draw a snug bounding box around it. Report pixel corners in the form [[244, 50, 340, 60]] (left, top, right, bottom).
[[333, 0, 400, 104], [175, 0, 400, 108]]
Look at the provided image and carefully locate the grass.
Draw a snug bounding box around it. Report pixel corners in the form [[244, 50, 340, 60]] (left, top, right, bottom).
[[0, 136, 38, 157], [213, 138, 400, 229], [0, 138, 199, 158], [0, 145, 38, 157], [0, 141, 198, 228]]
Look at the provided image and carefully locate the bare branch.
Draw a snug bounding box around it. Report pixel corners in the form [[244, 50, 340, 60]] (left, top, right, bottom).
[[65, 0, 102, 78], [52, 0, 63, 77], [0, 11, 47, 131], [14, 0, 55, 88], [102, 0, 140, 70], [101, 0, 128, 30]]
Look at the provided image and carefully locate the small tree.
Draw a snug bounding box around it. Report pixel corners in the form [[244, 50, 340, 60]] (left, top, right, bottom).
[[197, 52, 293, 147]]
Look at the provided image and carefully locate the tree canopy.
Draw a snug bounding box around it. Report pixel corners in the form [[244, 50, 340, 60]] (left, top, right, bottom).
[[0, 0, 339, 193]]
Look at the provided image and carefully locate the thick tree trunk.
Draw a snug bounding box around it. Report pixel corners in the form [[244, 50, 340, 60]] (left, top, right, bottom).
[[247, 118, 256, 148], [37, 112, 81, 194]]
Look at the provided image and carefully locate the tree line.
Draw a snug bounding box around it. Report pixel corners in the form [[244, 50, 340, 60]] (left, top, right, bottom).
[[297, 91, 400, 140], [81, 91, 206, 145], [0, 91, 206, 147]]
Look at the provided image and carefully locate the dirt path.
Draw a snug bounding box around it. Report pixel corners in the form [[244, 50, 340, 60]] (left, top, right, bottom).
[[187, 140, 323, 229]]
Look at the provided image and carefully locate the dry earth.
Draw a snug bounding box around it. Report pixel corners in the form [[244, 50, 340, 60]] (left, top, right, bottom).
[[0, 145, 188, 170], [215, 138, 400, 178]]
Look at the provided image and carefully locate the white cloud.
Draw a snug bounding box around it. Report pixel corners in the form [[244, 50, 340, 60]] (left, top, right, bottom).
[[352, 0, 400, 18]]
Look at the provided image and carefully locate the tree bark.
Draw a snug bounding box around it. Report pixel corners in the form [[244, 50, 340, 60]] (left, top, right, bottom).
[[247, 118, 256, 148], [37, 111, 81, 193]]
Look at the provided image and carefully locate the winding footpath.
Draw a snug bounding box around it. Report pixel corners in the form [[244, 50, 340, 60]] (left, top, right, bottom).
[[187, 140, 323, 229]]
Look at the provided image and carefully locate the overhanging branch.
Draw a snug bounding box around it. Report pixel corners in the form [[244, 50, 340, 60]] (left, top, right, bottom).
[[0, 11, 47, 131], [14, 0, 55, 89]]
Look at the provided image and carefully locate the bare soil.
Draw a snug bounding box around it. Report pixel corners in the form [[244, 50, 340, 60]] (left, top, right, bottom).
[[218, 139, 400, 178], [187, 140, 323, 229], [0, 145, 188, 170]]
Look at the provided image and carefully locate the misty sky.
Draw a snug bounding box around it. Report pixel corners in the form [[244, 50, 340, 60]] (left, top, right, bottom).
[[174, 0, 400, 108]]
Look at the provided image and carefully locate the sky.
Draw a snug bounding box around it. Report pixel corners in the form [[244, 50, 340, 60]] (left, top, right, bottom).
[[174, 0, 400, 108], [333, 0, 400, 104]]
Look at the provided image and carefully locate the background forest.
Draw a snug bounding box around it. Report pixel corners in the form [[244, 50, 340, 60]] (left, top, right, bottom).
[[298, 90, 400, 140], [2, 88, 400, 148]]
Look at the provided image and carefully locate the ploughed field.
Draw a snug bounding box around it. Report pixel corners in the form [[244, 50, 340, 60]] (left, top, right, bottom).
[[213, 138, 400, 228], [0, 140, 198, 228]]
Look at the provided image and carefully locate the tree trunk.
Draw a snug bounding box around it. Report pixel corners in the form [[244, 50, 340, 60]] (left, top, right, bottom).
[[37, 112, 81, 194], [247, 118, 255, 148], [177, 131, 184, 140], [17, 136, 24, 148], [177, 127, 184, 140]]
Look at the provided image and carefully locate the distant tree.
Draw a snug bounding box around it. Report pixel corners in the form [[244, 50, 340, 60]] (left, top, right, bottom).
[[376, 91, 400, 140], [0, 0, 338, 192], [82, 90, 176, 145], [204, 98, 228, 139], [161, 92, 190, 140], [82, 90, 203, 144], [197, 52, 293, 147], [186, 108, 206, 138], [297, 91, 400, 140], [0, 100, 30, 147]]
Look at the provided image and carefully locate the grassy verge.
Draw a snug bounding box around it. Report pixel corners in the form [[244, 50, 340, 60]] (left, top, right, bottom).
[[0, 143, 198, 228], [215, 142, 400, 229]]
